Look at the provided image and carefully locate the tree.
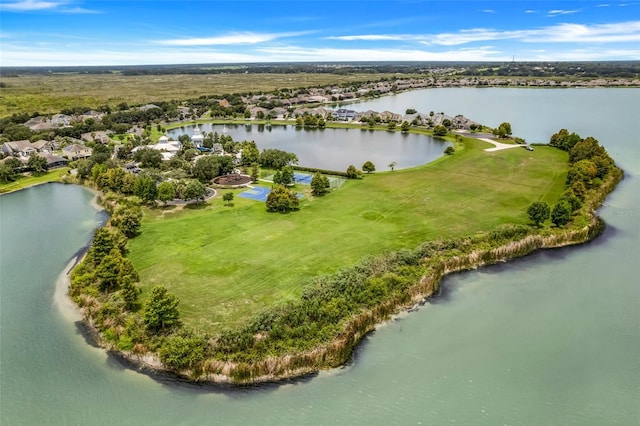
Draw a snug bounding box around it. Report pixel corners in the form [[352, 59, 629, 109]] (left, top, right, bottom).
[[551, 200, 572, 227], [346, 164, 360, 179], [4, 157, 23, 174], [387, 121, 396, 130], [259, 148, 298, 169], [494, 122, 512, 138], [143, 286, 180, 332], [110, 205, 143, 237], [400, 121, 410, 133], [192, 155, 233, 182], [569, 136, 607, 163], [250, 163, 259, 183], [157, 181, 176, 205], [133, 147, 163, 169], [266, 184, 299, 213], [27, 153, 48, 175], [134, 174, 158, 203], [0, 162, 17, 183], [223, 192, 234, 206], [362, 161, 376, 174], [433, 125, 447, 136], [87, 227, 127, 266], [279, 165, 295, 186], [549, 129, 582, 151], [527, 201, 551, 226], [444, 146, 455, 155], [388, 161, 397, 171], [95, 249, 123, 292], [406, 108, 417, 114], [159, 335, 206, 370], [182, 179, 207, 203], [310, 172, 330, 196], [119, 275, 140, 311]]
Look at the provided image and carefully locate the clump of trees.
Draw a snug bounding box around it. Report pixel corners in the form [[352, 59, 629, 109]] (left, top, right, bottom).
[[527, 201, 550, 226], [346, 164, 362, 179], [527, 129, 618, 228], [266, 184, 299, 212], [259, 148, 298, 169], [493, 122, 512, 138]]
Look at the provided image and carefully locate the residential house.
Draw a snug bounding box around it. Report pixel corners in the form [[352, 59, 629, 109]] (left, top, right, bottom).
[[268, 107, 288, 120], [81, 110, 104, 121], [24, 116, 53, 131], [1, 140, 36, 157], [37, 152, 68, 169], [51, 114, 72, 127], [380, 111, 402, 122], [306, 95, 328, 104], [81, 131, 110, 144], [249, 106, 269, 118], [62, 144, 93, 161], [31, 139, 56, 153], [333, 109, 357, 121]]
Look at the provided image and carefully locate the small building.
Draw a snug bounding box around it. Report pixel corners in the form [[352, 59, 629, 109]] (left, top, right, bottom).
[[62, 144, 93, 160], [191, 125, 204, 148]]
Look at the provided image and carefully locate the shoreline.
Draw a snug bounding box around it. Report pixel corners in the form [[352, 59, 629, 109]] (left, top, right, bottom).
[[69, 165, 620, 386]]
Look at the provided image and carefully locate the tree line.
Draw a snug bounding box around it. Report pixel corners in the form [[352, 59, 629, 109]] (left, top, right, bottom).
[[527, 129, 617, 227]]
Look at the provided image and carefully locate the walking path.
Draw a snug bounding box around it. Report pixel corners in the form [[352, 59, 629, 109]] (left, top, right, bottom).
[[454, 130, 522, 152], [477, 138, 522, 152], [158, 188, 217, 206]]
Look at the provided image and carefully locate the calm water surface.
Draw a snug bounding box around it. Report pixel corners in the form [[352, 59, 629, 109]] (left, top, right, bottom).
[[1, 88, 638, 425], [168, 124, 449, 171]]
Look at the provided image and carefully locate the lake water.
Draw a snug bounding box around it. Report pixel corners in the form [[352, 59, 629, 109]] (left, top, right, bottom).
[[1, 88, 638, 425], [168, 124, 449, 171]]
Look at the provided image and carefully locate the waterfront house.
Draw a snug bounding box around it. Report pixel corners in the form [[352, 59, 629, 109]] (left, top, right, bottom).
[[37, 152, 68, 169], [62, 144, 93, 160], [1, 140, 36, 157]]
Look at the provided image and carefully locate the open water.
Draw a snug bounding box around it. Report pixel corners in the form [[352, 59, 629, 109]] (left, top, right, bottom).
[[0, 88, 638, 425], [168, 124, 450, 171]]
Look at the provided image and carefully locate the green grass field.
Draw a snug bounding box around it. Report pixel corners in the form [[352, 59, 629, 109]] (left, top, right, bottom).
[[0, 168, 70, 194], [127, 137, 568, 334]]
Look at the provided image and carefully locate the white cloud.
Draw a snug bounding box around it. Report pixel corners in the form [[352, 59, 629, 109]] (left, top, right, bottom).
[[525, 10, 536, 13], [0, 0, 99, 13], [255, 45, 506, 62], [548, 9, 581, 16], [156, 31, 310, 46], [3, 41, 640, 66], [0, 0, 66, 11], [326, 34, 424, 41], [482, 9, 495, 13], [330, 21, 640, 46]]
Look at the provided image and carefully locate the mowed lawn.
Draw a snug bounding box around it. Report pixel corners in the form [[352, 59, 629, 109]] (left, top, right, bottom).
[[128, 138, 568, 333]]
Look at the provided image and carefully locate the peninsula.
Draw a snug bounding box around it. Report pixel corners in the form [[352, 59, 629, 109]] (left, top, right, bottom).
[[0, 66, 624, 384]]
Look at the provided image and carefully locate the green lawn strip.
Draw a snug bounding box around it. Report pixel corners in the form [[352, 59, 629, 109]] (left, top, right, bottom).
[[127, 138, 567, 334], [0, 168, 71, 194]]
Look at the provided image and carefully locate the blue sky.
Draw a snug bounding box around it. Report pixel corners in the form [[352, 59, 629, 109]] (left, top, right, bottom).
[[1, 0, 639, 66]]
